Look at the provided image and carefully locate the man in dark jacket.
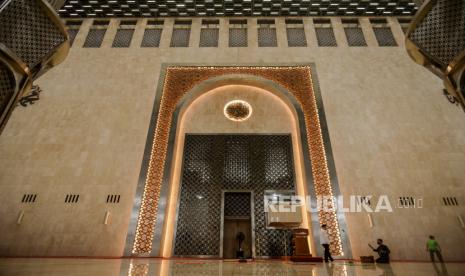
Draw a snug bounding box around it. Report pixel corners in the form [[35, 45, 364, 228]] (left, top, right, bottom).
[[369, 239, 391, 263]]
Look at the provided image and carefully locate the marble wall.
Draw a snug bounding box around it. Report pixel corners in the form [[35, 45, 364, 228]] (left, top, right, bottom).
[[0, 17, 464, 261]]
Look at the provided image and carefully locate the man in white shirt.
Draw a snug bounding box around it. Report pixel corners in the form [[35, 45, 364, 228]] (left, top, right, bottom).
[[320, 224, 334, 262]]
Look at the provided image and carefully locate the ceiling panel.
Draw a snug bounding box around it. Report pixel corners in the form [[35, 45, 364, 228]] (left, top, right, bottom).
[[59, 0, 418, 18]]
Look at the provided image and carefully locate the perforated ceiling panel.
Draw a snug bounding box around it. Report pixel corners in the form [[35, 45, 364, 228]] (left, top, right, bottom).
[[174, 135, 295, 257], [59, 0, 418, 18]]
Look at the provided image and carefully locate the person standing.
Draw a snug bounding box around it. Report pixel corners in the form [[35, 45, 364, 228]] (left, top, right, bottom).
[[320, 224, 334, 262], [426, 235, 444, 263], [369, 239, 391, 263]]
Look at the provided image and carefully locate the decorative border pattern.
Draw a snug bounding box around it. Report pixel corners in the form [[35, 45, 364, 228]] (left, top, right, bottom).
[[132, 66, 342, 255]]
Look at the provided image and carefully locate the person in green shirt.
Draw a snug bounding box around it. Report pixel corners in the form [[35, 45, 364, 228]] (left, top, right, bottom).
[[426, 235, 444, 263]]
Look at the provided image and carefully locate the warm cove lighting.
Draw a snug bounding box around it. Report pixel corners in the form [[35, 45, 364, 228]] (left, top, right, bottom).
[[223, 100, 253, 121]]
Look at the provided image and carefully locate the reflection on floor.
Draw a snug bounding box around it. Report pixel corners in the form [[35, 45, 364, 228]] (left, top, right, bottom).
[[0, 258, 463, 276]]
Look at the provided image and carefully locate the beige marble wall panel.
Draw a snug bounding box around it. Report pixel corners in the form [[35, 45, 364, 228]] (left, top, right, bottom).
[[0, 17, 464, 260]]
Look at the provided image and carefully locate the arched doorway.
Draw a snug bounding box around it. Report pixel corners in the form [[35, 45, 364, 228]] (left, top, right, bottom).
[[124, 66, 350, 259], [161, 84, 311, 258]]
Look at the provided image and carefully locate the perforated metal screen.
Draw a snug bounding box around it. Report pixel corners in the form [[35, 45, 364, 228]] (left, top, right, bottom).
[[83, 29, 107, 48], [460, 72, 465, 99], [174, 135, 295, 257], [315, 28, 337, 47], [229, 28, 248, 47], [46, 0, 65, 10], [0, 62, 15, 113], [141, 29, 162, 47], [224, 193, 251, 217], [67, 29, 80, 46], [409, 0, 465, 68], [344, 27, 367, 47], [0, 0, 66, 68], [170, 28, 191, 47], [258, 28, 277, 47], [200, 28, 219, 47], [112, 29, 134, 48], [286, 28, 307, 47], [373, 27, 397, 47]]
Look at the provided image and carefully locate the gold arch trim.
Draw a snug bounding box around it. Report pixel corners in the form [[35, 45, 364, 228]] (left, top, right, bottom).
[[132, 66, 343, 255]]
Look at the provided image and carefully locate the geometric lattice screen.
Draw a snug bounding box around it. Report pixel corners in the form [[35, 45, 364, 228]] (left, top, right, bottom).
[[0, 62, 16, 113], [315, 28, 337, 47], [224, 193, 251, 217], [112, 29, 135, 48], [200, 28, 219, 47], [344, 27, 367, 47], [373, 27, 398, 47], [174, 134, 295, 257], [258, 28, 278, 47], [83, 29, 107, 48], [141, 29, 163, 47], [286, 28, 307, 47], [409, 0, 465, 68], [170, 28, 191, 47], [229, 28, 248, 47], [0, 0, 65, 68]]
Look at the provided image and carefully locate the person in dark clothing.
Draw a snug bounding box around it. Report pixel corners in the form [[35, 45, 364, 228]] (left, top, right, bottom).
[[369, 239, 391, 263], [320, 224, 334, 262]]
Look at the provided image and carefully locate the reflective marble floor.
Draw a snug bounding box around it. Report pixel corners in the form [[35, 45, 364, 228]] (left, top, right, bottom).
[[0, 258, 463, 276]]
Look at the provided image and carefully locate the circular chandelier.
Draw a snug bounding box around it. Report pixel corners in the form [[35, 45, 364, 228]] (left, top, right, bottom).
[[224, 100, 252, 122]]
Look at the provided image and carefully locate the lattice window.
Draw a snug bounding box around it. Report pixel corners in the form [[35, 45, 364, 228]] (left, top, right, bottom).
[[0, 62, 16, 114], [373, 28, 397, 47], [229, 19, 247, 47], [170, 20, 191, 47], [370, 19, 397, 47], [83, 20, 109, 48], [199, 19, 219, 47], [258, 19, 277, 47], [286, 19, 306, 47], [342, 19, 367, 47], [174, 135, 295, 257], [409, 0, 465, 68], [314, 19, 337, 47], [141, 20, 163, 48], [21, 194, 37, 203], [66, 20, 82, 46], [112, 20, 136, 48]]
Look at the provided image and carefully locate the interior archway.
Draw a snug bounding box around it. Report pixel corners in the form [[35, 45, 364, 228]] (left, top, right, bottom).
[[160, 84, 315, 257]]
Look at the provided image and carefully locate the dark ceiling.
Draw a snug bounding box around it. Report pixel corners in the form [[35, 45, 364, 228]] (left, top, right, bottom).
[[59, 0, 418, 18]]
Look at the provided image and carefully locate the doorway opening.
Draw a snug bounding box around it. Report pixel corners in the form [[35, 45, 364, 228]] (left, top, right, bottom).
[[222, 191, 254, 259]]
